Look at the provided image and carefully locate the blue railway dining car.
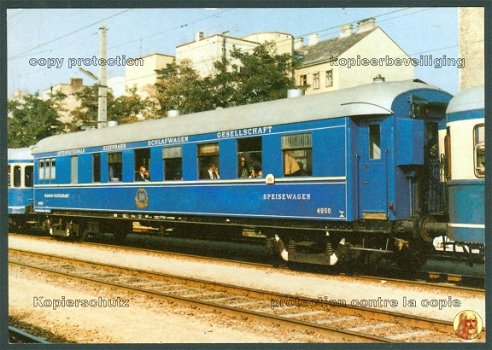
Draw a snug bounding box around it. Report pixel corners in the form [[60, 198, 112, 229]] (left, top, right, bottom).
[[441, 85, 484, 258], [31, 79, 452, 266], [8, 148, 34, 230]]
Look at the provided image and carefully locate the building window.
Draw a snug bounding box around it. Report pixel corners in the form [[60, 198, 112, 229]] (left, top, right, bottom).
[[369, 124, 381, 160], [300, 74, 307, 86], [164, 146, 183, 180], [237, 137, 262, 178], [474, 124, 485, 177], [13, 166, 21, 187], [313, 72, 320, 89], [108, 152, 122, 182], [198, 143, 219, 179], [71, 156, 78, 184], [282, 133, 312, 176], [326, 70, 333, 87], [93, 153, 101, 183], [25, 165, 33, 187]]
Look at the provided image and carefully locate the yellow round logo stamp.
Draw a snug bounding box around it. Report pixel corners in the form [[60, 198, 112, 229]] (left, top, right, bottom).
[[135, 188, 149, 209], [453, 310, 483, 340]]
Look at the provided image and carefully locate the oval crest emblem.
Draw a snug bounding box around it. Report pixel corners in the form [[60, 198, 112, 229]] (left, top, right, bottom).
[[135, 188, 149, 209]]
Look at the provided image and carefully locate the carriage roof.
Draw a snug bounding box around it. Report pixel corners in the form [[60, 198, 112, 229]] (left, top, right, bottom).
[[446, 85, 484, 115], [33, 80, 442, 154], [8, 147, 33, 161]]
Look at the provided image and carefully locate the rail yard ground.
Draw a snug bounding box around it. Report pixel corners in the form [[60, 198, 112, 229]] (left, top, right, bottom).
[[8, 234, 485, 343]]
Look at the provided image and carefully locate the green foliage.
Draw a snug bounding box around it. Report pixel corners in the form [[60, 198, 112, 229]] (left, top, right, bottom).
[[7, 92, 65, 148], [67, 85, 151, 131], [151, 41, 300, 117]]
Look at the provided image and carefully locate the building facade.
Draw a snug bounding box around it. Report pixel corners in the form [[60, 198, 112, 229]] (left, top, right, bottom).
[[176, 31, 293, 77], [42, 77, 86, 124], [125, 53, 175, 98], [459, 7, 484, 91], [295, 18, 414, 95]]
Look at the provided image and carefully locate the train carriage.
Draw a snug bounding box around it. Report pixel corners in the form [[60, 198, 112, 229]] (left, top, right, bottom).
[[441, 85, 485, 257], [8, 148, 34, 231], [31, 79, 452, 266]]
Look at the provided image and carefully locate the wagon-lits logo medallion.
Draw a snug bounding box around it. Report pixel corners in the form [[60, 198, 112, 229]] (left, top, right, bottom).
[[135, 188, 149, 209]]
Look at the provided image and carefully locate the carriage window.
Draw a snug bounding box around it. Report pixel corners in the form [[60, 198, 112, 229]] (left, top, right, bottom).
[[13, 166, 22, 187], [49, 158, 56, 179], [108, 152, 122, 182], [25, 166, 33, 187], [7, 165, 11, 187], [135, 148, 150, 181], [444, 128, 451, 180], [369, 124, 381, 160], [71, 156, 78, 184], [237, 137, 262, 178], [198, 143, 219, 179], [39, 160, 45, 180], [282, 133, 312, 176], [164, 146, 183, 180], [93, 153, 101, 183], [474, 124, 485, 177]]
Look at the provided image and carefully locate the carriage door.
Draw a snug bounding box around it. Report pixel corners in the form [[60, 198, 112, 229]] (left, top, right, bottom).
[[356, 119, 388, 219]]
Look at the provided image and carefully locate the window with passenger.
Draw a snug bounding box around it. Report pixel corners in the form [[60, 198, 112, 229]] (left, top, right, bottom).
[[282, 133, 312, 176], [237, 137, 262, 178], [198, 143, 219, 179]]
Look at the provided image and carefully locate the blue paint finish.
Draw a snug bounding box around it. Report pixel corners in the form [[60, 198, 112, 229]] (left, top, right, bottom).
[[396, 118, 424, 166], [447, 179, 484, 243], [182, 143, 197, 180], [354, 117, 389, 217], [122, 150, 134, 182], [8, 188, 33, 214], [313, 127, 345, 177], [262, 135, 282, 177], [78, 154, 93, 184], [34, 181, 348, 221], [99, 153, 108, 183], [447, 109, 484, 123], [219, 139, 237, 179], [56, 156, 71, 184], [150, 147, 163, 182]]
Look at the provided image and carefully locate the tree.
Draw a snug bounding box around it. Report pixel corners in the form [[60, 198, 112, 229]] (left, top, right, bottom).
[[228, 41, 300, 105], [151, 59, 215, 117], [150, 42, 301, 116], [67, 85, 151, 131], [8, 92, 65, 148]]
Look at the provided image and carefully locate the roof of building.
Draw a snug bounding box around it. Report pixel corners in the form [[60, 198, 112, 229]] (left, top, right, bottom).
[[32, 80, 445, 154], [297, 28, 377, 66]]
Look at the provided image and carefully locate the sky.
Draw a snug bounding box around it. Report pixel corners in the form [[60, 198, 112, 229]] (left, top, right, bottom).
[[7, 7, 462, 97]]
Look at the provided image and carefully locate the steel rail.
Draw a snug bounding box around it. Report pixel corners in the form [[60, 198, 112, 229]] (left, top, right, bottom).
[[10, 249, 480, 343]]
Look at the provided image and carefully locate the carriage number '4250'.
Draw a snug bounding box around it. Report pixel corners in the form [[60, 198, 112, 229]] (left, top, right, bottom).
[[316, 207, 332, 214]]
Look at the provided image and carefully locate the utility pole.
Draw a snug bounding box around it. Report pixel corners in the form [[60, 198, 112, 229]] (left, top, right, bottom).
[[98, 25, 108, 128]]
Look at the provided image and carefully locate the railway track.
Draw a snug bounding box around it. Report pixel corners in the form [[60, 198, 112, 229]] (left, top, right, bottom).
[[8, 326, 50, 344], [10, 232, 484, 293], [9, 248, 480, 343]]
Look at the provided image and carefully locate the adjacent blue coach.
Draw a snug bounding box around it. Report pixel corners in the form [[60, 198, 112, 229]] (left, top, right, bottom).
[[8, 148, 34, 230], [31, 79, 452, 266]]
